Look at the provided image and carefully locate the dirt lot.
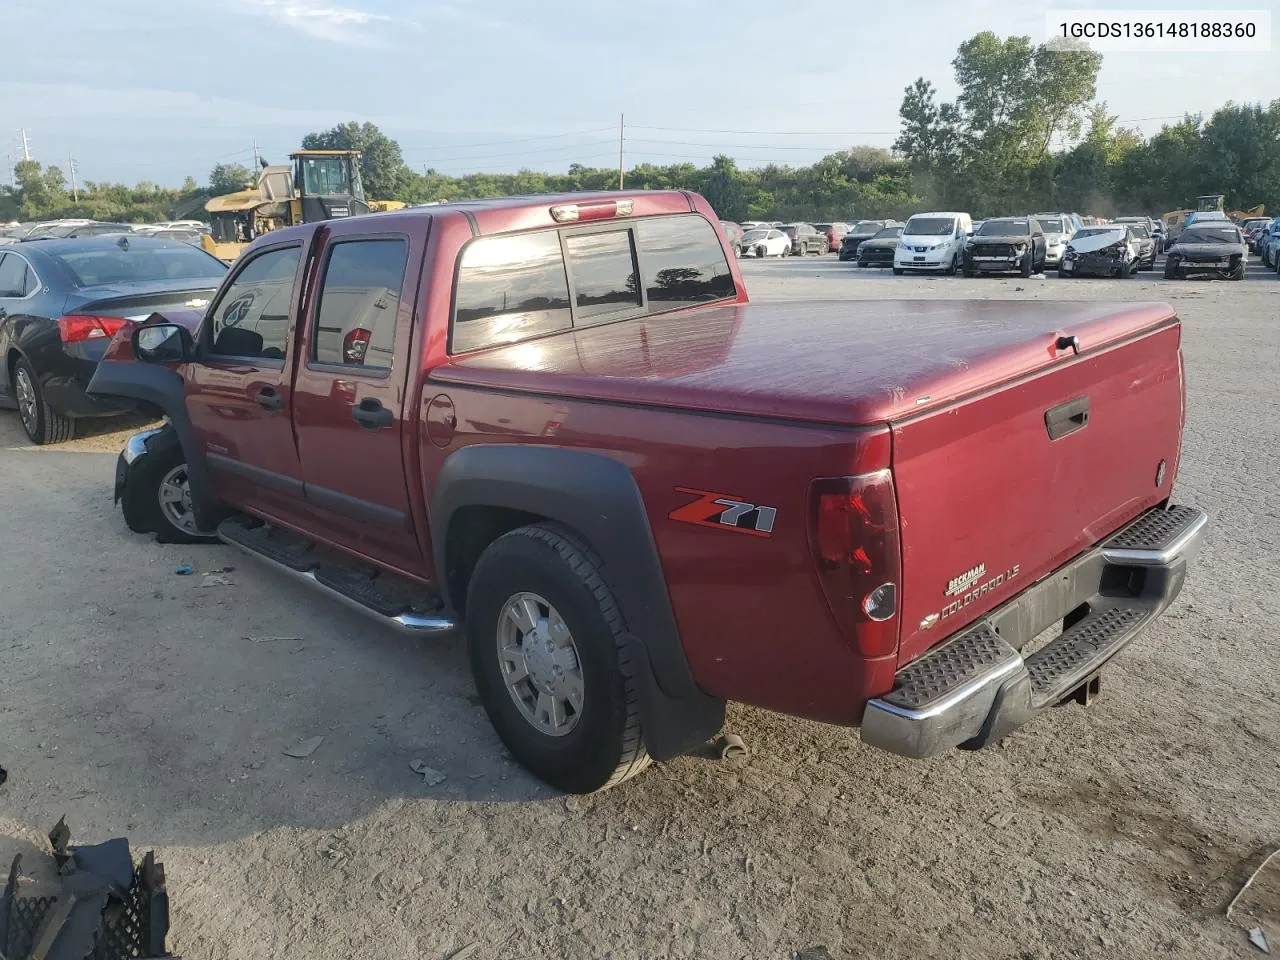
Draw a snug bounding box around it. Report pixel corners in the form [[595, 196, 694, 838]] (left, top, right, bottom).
[[1, 259, 1277, 959]]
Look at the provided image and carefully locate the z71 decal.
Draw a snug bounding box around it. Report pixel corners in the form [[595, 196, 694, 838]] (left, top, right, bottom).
[[669, 487, 777, 538]]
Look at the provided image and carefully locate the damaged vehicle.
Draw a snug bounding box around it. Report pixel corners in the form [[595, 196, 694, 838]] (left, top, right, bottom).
[[1163, 222, 1248, 280], [961, 217, 1047, 277], [88, 192, 1205, 794], [1057, 224, 1140, 279]]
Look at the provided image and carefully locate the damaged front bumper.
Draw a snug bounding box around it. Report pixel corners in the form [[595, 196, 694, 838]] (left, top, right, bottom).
[[860, 504, 1208, 758], [114, 427, 165, 503]]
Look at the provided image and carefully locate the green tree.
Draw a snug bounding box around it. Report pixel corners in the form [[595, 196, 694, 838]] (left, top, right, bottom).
[[209, 162, 253, 195], [301, 121, 408, 198], [701, 155, 748, 221], [1199, 101, 1280, 212]]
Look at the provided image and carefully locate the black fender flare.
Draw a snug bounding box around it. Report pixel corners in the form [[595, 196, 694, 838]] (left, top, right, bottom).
[[86, 359, 217, 529], [432, 444, 725, 760]]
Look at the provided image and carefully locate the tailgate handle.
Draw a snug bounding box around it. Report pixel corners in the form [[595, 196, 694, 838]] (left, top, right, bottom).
[[1045, 396, 1090, 440]]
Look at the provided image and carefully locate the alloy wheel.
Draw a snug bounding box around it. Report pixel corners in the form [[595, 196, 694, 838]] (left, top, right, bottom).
[[496, 591, 584, 737]]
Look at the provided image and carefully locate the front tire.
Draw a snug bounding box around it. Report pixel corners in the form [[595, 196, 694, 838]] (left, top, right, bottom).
[[1119, 261, 1133, 279], [892, 267, 904, 276], [1019, 254, 1033, 278], [466, 524, 651, 794], [13, 357, 73, 445], [120, 440, 217, 544]]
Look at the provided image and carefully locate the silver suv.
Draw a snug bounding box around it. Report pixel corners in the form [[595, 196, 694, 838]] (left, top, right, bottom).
[[1032, 213, 1076, 268]]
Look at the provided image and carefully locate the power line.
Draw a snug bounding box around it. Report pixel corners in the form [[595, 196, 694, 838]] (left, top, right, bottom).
[[399, 126, 615, 153], [408, 139, 617, 164]]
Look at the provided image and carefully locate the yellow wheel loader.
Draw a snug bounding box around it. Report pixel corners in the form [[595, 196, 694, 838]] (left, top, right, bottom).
[[202, 150, 405, 262]]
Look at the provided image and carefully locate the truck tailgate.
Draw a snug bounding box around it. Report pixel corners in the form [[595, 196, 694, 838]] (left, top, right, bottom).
[[892, 321, 1184, 666]]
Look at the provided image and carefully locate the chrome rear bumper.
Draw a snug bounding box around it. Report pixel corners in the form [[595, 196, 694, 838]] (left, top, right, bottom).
[[861, 505, 1207, 758]]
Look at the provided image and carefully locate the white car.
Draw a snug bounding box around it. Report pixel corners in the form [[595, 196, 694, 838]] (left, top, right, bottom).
[[893, 211, 973, 275], [740, 228, 791, 258]]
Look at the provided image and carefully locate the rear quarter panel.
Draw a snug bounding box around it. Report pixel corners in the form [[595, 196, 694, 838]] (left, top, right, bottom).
[[417, 386, 897, 725]]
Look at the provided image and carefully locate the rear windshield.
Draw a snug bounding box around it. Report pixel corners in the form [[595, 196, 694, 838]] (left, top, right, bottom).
[[904, 217, 955, 236], [1127, 223, 1151, 238], [48, 243, 229, 286], [452, 214, 733, 354]]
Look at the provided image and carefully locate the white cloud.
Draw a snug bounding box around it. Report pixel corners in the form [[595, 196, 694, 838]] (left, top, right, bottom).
[[239, 0, 395, 46]]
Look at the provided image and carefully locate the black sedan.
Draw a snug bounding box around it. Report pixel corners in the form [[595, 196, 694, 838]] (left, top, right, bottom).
[[1163, 223, 1248, 281], [0, 235, 227, 443], [839, 219, 898, 261], [961, 217, 1047, 277], [855, 225, 904, 267]]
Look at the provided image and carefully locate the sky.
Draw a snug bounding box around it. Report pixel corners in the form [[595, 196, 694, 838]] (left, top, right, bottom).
[[2, 0, 1277, 187]]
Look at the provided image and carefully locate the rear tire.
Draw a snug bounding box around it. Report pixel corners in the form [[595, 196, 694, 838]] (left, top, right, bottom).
[[466, 523, 651, 794], [13, 358, 73, 445], [1163, 260, 1178, 280], [120, 440, 218, 544]]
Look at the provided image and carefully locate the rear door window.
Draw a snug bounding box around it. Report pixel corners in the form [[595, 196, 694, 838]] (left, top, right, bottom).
[[564, 229, 642, 323], [208, 245, 301, 361], [0, 253, 29, 298], [453, 232, 572, 353], [311, 238, 408, 370], [637, 215, 735, 311]]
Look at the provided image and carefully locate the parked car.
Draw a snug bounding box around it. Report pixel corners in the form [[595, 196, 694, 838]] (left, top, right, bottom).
[[719, 221, 745, 258], [961, 217, 1047, 277], [0, 235, 228, 444], [739, 227, 791, 258], [1239, 217, 1270, 252], [855, 226, 904, 267], [779, 223, 828, 256], [1032, 213, 1075, 267], [1163, 222, 1248, 281], [152, 228, 207, 248], [893, 211, 973, 275], [1121, 220, 1158, 270], [22, 219, 97, 240], [1259, 217, 1280, 267], [838, 220, 898, 261], [812, 222, 851, 253], [1150, 221, 1166, 253], [90, 190, 1204, 795], [1057, 224, 1140, 278]]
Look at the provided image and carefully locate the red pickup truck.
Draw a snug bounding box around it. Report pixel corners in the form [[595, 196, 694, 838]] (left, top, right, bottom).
[[88, 191, 1206, 793]]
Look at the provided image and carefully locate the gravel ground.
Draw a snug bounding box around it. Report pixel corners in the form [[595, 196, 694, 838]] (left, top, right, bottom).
[[1, 256, 1277, 960]]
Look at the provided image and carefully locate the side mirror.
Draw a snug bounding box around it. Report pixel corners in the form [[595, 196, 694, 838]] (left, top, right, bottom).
[[133, 323, 193, 364]]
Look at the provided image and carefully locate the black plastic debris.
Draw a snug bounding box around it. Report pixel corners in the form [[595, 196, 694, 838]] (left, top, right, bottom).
[[0, 818, 173, 959]]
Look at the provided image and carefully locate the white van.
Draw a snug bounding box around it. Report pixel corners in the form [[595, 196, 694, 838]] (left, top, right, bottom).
[[893, 211, 973, 275]]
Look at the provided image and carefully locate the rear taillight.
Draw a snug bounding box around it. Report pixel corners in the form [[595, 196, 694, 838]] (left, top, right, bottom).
[[57, 315, 129, 344], [808, 471, 902, 658], [342, 327, 371, 364]]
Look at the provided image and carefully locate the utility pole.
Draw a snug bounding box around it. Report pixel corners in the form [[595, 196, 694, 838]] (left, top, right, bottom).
[[252, 138, 259, 168], [618, 113, 625, 190], [68, 155, 78, 202], [20, 128, 31, 161]]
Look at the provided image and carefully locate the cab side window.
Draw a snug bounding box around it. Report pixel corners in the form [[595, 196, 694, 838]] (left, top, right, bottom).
[[209, 246, 301, 361], [311, 239, 408, 370]]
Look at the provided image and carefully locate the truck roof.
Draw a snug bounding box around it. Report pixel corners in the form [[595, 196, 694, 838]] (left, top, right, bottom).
[[433, 299, 1177, 426], [245, 190, 704, 249]]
